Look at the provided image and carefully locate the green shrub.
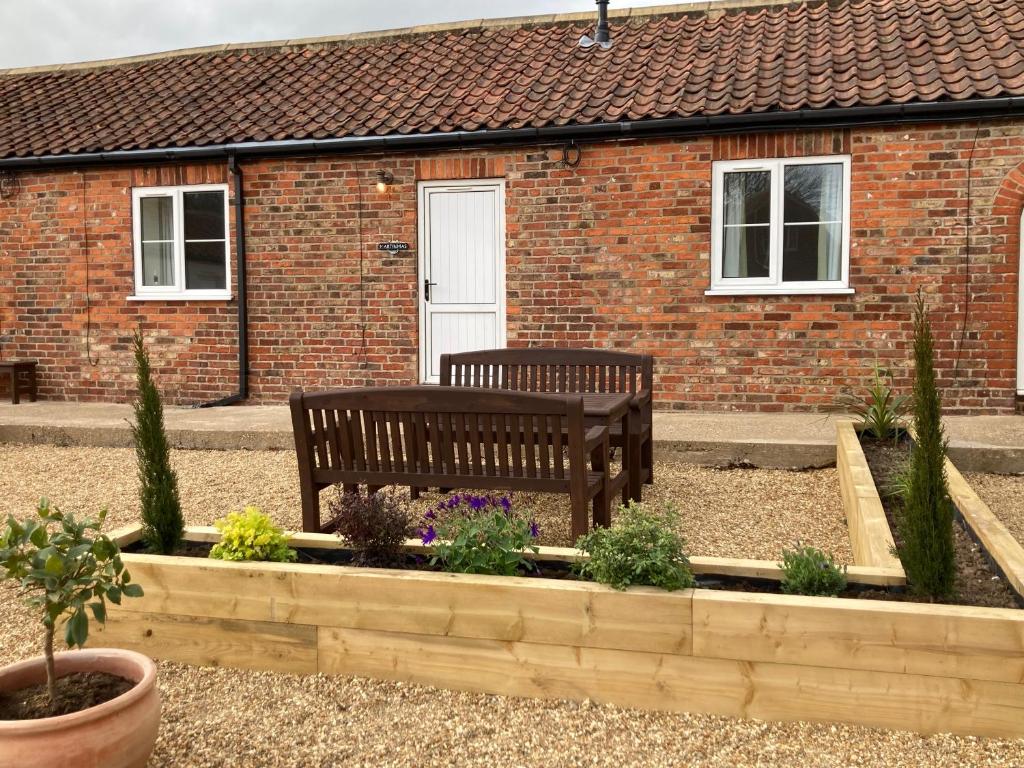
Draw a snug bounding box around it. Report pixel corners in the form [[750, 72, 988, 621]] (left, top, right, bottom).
[[779, 544, 847, 597], [898, 292, 956, 600], [0, 501, 143, 710], [836, 363, 910, 441], [329, 489, 414, 567], [209, 507, 297, 563], [423, 493, 539, 576], [131, 330, 184, 555], [574, 501, 694, 591]]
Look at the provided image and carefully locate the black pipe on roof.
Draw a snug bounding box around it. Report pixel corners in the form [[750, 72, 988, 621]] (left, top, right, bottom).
[[0, 97, 1021, 169]]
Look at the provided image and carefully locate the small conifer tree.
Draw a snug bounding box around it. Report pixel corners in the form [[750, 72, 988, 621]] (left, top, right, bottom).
[[131, 330, 184, 554], [898, 292, 955, 600]]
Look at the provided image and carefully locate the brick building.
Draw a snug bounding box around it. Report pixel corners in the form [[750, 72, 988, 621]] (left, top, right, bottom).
[[1, 0, 1023, 413]]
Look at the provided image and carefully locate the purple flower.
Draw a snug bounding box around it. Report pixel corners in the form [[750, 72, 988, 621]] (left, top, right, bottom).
[[529, 521, 540, 538], [420, 525, 437, 545], [446, 496, 461, 509], [424, 510, 436, 520], [469, 496, 488, 511], [499, 496, 512, 512]]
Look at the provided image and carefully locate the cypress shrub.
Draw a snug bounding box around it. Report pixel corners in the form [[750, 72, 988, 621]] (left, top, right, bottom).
[[131, 330, 184, 554], [898, 292, 955, 599]]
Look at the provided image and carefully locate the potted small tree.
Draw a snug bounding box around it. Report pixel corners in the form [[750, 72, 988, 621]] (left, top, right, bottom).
[[0, 501, 160, 768]]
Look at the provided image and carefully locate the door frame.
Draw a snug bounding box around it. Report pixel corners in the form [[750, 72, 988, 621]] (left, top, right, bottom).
[[417, 178, 507, 384], [1018, 209, 1024, 395]]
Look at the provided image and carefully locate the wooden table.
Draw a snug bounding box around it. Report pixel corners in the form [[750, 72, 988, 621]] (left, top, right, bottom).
[[577, 392, 640, 508], [0, 360, 37, 404]]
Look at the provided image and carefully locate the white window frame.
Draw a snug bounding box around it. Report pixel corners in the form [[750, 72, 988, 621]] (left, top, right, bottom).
[[130, 184, 232, 300], [707, 155, 853, 296]]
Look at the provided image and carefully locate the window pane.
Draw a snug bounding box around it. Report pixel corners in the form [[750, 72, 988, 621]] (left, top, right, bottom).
[[141, 242, 174, 286], [185, 241, 227, 290], [140, 196, 173, 241], [782, 222, 842, 281], [722, 225, 770, 278], [183, 191, 226, 240], [723, 171, 771, 225], [784, 164, 842, 223]]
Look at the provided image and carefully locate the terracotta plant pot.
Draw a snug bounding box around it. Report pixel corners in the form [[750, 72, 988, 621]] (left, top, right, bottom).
[[0, 648, 160, 768]]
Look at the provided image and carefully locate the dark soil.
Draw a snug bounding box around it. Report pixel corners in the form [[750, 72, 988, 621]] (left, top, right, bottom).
[[0, 671, 134, 720], [859, 435, 1020, 609]]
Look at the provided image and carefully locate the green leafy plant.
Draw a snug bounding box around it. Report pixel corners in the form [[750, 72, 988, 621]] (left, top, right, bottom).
[[422, 493, 539, 576], [898, 292, 956, 600], [329, 489, 414, 567], [131, 330, 184, 555], [779, 544, 847, 597], [882, 458, 913, 502], [836, 363, 910, 441], [574, 501, 694, 591], [209, 507, 297, 563], [0, 500, 142, 710]]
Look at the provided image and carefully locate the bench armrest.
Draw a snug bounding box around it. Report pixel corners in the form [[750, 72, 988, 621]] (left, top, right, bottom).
[[632, 389, 652, 408], [584, 425, 609, 453]]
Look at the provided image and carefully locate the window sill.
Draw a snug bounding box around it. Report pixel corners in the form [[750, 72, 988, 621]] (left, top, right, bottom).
[[127, 292, 233, 302], [705, 287, 854, 297]]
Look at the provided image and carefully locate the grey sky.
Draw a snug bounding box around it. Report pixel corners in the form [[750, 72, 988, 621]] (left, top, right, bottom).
[[0, 0, 695, 69]]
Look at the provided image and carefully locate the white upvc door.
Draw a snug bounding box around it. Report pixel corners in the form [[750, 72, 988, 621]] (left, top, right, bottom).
[[1018, 211, 1024, 395], [418, 179, 506, 384]]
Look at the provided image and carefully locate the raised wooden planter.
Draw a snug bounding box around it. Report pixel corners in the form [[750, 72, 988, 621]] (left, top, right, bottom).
[[835, 420, 905, 580], [94, 525, 1024, 738], [945, 457, 1024, 602]]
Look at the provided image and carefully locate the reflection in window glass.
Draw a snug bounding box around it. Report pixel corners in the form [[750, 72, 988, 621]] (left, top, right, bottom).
[[722, 171, 771, 278], [783, 164, 843, 281]]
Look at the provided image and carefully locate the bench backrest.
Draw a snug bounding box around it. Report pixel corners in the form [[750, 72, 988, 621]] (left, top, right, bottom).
[[290, 386, 588, 489], [440, 347, 653, 399]]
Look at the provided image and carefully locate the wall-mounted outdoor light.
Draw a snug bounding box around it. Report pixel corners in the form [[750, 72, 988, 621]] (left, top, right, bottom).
[[375, 169, 394, 193]]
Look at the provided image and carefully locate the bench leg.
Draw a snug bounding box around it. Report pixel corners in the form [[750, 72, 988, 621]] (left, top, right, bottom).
[[9, 371, 18, 405], [642, 431, 653, 485], [410, 486, 422, 501], [570, 493, 589, 543], [299, 481, 321, 533]]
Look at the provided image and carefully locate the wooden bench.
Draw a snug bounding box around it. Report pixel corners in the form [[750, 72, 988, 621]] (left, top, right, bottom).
[[290, 386, 614, 539], [0, 360, 38, 404], [440, 348, 654, 492]]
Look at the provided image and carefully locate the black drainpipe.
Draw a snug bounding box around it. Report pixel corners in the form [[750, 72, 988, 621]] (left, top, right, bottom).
[[196, 153, 248, 407]]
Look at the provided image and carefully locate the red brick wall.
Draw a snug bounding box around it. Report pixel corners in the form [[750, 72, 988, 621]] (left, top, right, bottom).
[[1, 121, 1021, 413]]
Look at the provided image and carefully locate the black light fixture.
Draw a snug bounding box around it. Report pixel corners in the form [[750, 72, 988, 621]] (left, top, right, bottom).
[[375, 169, 394, 193]]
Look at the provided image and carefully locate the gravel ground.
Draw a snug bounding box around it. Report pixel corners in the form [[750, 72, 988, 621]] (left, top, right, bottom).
[[966, 472, 1024, 548], [0, 444, 1021, 766], [0, 445, 851, 562]]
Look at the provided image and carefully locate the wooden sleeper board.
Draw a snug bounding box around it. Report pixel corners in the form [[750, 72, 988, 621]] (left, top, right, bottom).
[[95, 522, 1024, 738], [835, 420, 904, 575]]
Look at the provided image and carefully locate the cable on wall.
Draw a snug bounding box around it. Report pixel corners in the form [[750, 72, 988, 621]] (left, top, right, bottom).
[[953, 122, 982, 377], [81, 171, 99, 366]]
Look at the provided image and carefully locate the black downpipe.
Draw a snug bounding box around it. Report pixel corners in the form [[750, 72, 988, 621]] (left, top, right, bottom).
[[196, 153, 248, 407]]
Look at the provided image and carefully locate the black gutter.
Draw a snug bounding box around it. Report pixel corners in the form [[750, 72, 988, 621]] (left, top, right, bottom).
[[195, 153, 249, 408], [1, 97, 1022, 169]]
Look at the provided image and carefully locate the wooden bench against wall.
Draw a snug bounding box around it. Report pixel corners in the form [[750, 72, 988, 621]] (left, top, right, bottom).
[[441, 348, 654, 487], [0, 360, 38, 404], [290, 386, 616, 539]]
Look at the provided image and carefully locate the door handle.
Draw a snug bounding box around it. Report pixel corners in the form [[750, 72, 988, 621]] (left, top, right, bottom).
[[423, 278, 437, 302]]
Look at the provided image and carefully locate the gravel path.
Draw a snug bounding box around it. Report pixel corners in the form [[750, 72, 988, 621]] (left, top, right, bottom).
[[0, 445, 1020, 766], [966, 473, 1024, 548], [0, 445, 851, 562]]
